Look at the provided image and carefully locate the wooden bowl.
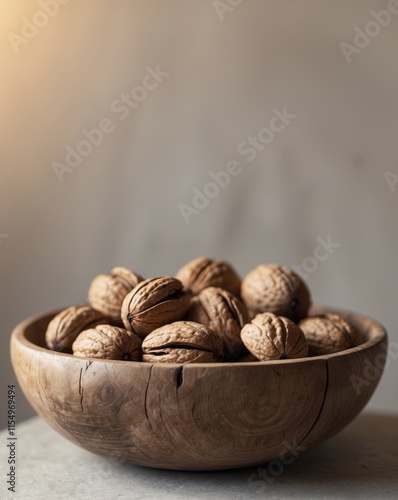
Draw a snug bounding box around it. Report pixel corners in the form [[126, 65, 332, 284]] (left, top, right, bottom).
[[10, 305, 387, 471]]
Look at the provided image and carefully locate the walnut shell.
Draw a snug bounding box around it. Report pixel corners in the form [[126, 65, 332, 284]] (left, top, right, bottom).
[[72, 325, 142, 360], [175, 257, 241, 297], [88, 267, 143, 320], [121, 277, 191, 337], [142, 321, 223, 363], [184, 286, 249, 360], [299, 314, 358, 356], [45, 306, 108, 353], [240, 312, 308, 361], [241, 264, 311, 322]]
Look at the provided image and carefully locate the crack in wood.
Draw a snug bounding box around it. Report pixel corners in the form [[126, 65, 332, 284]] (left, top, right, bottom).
[[176, 366, 184, 389], [290, 360, 329, 454], [144, 365, 155, 434], [78, 367, 84, 412]]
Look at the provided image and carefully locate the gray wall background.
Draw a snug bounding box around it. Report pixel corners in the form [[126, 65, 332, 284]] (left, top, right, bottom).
[[1, 0, 398, 429]]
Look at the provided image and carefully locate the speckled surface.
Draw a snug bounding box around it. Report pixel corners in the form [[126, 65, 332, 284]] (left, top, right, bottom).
[[1, 412, 397, 499]]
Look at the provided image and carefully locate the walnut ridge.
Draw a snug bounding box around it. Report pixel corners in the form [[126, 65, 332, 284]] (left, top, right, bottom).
[[121, 276, 191, 337], [142, 321, 223, 363]]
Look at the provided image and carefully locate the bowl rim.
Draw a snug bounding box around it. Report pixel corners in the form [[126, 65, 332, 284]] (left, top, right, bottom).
[[11, 304, 388, 368]]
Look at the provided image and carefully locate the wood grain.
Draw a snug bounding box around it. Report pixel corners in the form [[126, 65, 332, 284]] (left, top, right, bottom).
[[10, 306, 387, 470]]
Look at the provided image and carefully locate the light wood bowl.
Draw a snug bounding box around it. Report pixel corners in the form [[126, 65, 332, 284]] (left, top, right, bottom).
[[10, 305, 387, 471]]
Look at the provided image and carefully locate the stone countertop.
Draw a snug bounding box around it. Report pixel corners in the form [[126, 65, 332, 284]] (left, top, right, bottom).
[[1, 412, 398, 500]]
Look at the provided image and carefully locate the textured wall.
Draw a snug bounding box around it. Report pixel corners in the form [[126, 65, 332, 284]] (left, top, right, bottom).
[[1, 0, 398, 429]]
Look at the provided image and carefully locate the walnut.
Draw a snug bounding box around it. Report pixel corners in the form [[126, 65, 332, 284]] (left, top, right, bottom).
[[88, 267, 143, 320], [175, 257, 241, 297], [184, 286, 249, 360], [142, 321, 223, 363], [241, 264, 311, 322], [299, 313, 358, 356], [121, 277, 191, 337], [72, 325, 142, 360], [240, 312, 308, 361], [45, 306, 108, 353]]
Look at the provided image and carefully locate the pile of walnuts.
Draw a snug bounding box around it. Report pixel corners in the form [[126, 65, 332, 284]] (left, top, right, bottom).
[[45, 257, 358, 363]]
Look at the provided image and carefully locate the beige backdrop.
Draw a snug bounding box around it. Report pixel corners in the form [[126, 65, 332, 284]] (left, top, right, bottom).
[[1, 0, 398, 429]]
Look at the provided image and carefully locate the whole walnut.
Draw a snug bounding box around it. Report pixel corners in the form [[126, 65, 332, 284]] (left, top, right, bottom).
[[240, 312, 308, 361], [175, 257, 241, 297], [142, 321, 223, 364], [121, 277, 191, 337], [299, 313, 358, 356], [45, 306, 108, 353], [184, 286, 249, 360], [72, 325, 142, 361], [241, 264, 311, 322], [88, 267, 143, 320]]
